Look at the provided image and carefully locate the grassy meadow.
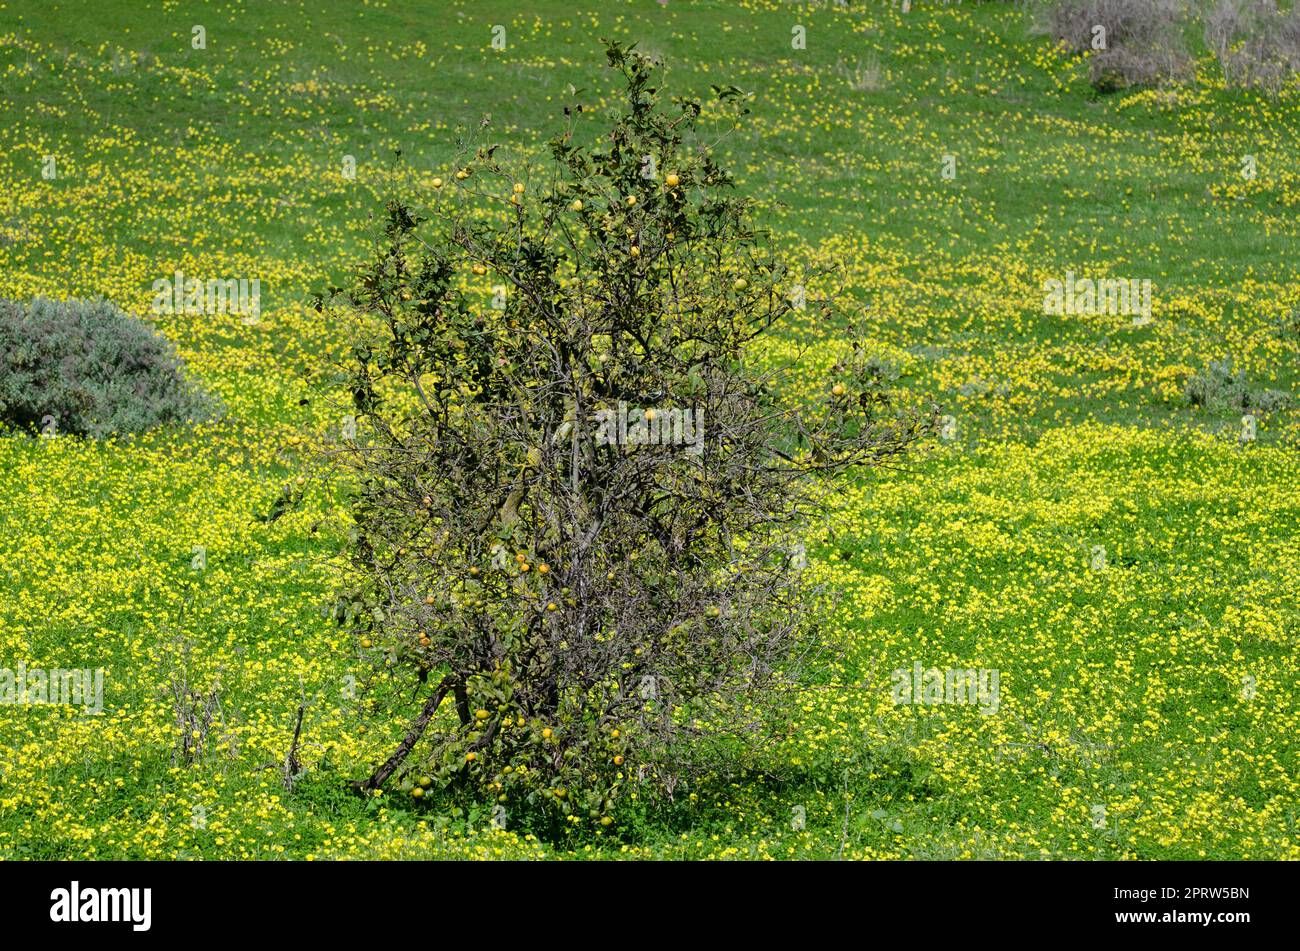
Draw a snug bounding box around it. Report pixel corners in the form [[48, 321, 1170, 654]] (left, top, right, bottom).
[[0, 0, 1297, 859]]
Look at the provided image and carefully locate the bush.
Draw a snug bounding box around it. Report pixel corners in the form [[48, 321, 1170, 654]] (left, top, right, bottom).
[[1042, 0, 1193, 91], [1205, 0, 1300, 94], [1184, 357, 1290, 413], [331, 42, 931, 826], [0, 297, 217, 437]]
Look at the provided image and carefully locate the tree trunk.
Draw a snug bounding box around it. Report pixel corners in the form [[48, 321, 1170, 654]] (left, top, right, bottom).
[[352, 676, 453, 793]]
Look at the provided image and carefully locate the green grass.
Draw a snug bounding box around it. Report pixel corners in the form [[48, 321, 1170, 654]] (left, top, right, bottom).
[[0, 0, 1297, 859]]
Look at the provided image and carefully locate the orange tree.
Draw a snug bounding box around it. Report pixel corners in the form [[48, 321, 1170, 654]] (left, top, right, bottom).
[[328, 41, 931, 829]]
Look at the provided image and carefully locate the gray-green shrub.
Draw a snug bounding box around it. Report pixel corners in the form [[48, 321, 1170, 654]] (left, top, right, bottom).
[[0, 297, 217, 437], [1184, 358, 1290, 413]]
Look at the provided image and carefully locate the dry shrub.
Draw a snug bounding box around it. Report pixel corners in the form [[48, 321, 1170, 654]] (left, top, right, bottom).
[[1042, 0, 1193, 91], [1205, 0, 1300, 94]]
